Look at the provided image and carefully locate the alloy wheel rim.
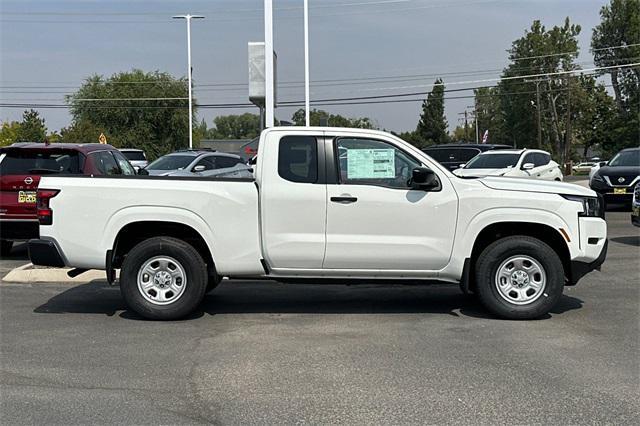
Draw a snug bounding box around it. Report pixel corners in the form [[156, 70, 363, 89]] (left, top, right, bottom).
[[494, 255, 546, 305], [136, 256, 187, 305]]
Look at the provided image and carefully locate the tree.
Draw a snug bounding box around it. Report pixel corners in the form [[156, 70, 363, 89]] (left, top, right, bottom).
[[592, 0, 640, 110], [572, 76, 617, 159], [592, 0, 640, 154], [66, 69, 190, 158], [291, 108, 375, 129], [16, 109, 47, 142], [0, 121, 21, 147], [60, 120, 104, 144], [499, 18, 583, 161], [207, 113, 261, 139], [416, 79, 449, 147], [473, 87, 510, 145]]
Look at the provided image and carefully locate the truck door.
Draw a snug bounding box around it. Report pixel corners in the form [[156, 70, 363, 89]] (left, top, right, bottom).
[[260, 133, 327, 269], [323, 136, 458, 271]]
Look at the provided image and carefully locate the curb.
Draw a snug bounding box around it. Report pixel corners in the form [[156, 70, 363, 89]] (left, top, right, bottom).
[[2, 263, 118, 284]]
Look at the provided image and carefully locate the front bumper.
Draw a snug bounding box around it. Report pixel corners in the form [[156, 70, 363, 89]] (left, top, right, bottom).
[[0, 220, 39, 240], [590, 181, 634, 204], [569, 239, 608, 285], [28, 239, 66, 267]]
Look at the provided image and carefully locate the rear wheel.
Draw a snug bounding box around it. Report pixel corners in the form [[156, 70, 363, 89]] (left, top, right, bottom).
[[0, 240, 13, 257], [120, 237, 207, 320], [475, 236, 564, 320]]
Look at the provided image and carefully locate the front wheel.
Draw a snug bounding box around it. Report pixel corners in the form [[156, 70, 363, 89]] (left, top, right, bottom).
[[120, 237, 208, 320], [475, 236, 565, 320]]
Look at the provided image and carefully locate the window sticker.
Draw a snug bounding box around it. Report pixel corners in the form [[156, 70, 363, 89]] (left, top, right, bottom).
[[346, 148, 395, 179]]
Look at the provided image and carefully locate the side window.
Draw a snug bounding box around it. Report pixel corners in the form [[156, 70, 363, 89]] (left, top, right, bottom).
[[194, 157, 216, 171], [336, 138, 420, 189], [536, 153, 551, 166], [278, 136, 318, 183], [216, 156, 242, 169], [91, 151, 120, 175], [522, 153, 536, 168], [112, 151, 136, 175]]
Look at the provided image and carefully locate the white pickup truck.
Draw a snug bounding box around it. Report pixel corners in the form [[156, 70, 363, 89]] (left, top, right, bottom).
[[28, 127, 607, 320]]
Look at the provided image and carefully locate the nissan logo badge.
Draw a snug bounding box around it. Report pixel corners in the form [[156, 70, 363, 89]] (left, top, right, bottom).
[[24, 177, 33, 185], [618, 177, 625, 183]]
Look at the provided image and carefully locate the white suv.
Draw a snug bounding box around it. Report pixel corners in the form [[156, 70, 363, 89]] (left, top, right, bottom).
[[453, 149, 563, 181]]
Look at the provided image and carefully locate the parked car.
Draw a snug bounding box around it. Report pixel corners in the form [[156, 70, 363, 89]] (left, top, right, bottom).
[[453, 149, 563, 181], [422, 143, 513, 171], [589, 160, 607, 183], [632, 183, 640, 227], [0, 142, 135, 256], [120, 149, 148, 171], [572, 162, 597, 175], [144, 150, 246, 176], [590, 147, 640, 206], [29, 127, 606, 321]]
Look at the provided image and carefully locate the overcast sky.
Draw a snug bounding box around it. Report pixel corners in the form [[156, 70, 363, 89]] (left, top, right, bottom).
[[0, 0, 610, 136]]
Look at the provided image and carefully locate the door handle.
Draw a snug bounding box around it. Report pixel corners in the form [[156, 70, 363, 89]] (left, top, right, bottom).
[[330, 196, 358, 203]]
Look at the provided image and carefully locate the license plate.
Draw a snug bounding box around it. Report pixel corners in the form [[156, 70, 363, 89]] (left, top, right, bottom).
[[18, 191, 37, 203], [613, 188, 627, 195]]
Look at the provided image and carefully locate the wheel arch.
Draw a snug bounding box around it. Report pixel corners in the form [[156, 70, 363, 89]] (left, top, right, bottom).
[[465, 221, 571, 292], [110, 220, 216, 278]]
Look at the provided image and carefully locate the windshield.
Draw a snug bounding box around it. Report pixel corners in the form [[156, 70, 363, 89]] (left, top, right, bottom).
[[465, 153, 520, 169], [121, 151, 146, 161], [608, 150, 640, 167], [0, 150, 82, 175], [146, 155, 193, 170]]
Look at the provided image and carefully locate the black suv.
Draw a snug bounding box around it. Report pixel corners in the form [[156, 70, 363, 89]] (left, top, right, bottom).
[[590, 147, 640, 206], [423, 143, 513, 171]]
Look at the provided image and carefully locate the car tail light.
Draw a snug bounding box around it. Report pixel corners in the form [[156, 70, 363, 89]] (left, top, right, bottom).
[[36, 189, 60, 225]]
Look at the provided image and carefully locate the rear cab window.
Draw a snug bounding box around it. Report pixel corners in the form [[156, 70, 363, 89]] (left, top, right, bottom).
[[0, 149, 83, 175], [278, 136, 318, 183]]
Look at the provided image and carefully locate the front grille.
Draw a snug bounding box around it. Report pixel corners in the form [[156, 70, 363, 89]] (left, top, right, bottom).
[[604, 175, 634, 186]]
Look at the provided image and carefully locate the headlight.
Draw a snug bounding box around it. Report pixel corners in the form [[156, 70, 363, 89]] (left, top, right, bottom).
[[562, 195, 604, 218], [591, 173, 605, 183]]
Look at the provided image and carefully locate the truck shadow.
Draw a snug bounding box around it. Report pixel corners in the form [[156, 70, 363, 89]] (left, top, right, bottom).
[[34, 280, 584, 321]]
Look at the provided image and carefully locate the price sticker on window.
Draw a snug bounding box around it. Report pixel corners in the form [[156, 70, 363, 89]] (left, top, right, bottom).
[[346, 149, 395, 179]]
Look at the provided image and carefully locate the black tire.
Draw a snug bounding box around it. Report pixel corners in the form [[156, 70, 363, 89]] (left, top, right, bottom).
[[0, 240, 13, 257], [120, 237, 208, 320], [475, 236, 565, 320]]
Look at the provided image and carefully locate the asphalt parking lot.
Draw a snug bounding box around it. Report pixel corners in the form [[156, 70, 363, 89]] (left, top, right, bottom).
[[1, 210, 639, 424]]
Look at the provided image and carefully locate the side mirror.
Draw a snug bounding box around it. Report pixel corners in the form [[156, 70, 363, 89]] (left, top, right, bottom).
[[522, 163, 535, 170], [193, 165, 206, 172], [599, 161, 607, 167], [458, 163, 466, 168], [137, 168, 149, 176], [411, 167, 440, 190]]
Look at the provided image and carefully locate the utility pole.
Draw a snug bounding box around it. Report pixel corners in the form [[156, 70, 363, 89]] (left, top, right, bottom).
[[564, 75, 572, 167], [173, 14, 204, 149], [471, 103, 479, 144], [264, 0, 275, 128], [303, 0, 310, 126]]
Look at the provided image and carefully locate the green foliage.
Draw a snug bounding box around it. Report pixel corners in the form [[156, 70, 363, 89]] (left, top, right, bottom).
[[0, 121, 21, 147], [66, 69, 190, 158], [450, 124, 474, 143], [291, 108, 375, 129], [60, 120, 105, 144], [592, 0, 640, 155], [16, 109, 47, 142], [417, 79, 449, 147], [207, 113, 261, 139]]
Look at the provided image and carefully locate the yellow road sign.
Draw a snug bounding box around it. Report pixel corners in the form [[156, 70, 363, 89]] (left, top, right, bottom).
[[98, 133, 107, 144]]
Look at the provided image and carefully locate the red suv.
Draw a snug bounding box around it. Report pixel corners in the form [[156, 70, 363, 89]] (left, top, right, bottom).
[[0, 143, 136, 256]]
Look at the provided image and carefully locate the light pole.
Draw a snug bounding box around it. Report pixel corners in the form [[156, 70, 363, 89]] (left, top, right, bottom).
[[304, 0, 310, 126], [173, 14, 204, 149], [264, 0, 275, 128]]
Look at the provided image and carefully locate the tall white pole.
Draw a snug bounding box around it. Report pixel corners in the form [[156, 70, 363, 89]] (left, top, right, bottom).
[[186, 16, 193, 149], [174, 14, 204, 149], [264, 0, 275, 128], [304, 0, 310, 127]]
